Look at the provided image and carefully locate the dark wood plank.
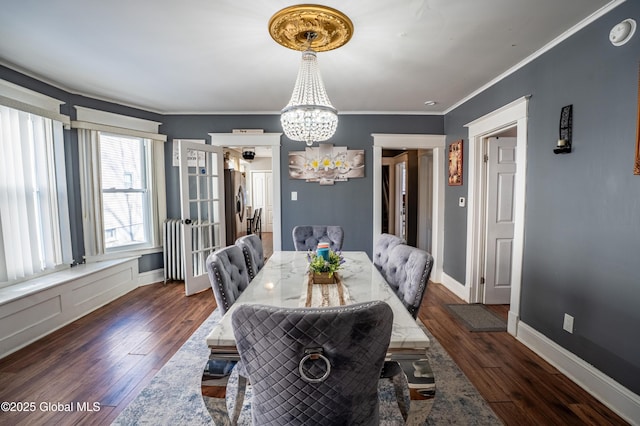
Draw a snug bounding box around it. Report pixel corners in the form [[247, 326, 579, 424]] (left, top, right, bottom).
[[418, 282, 629, 425], [0, 277, 628, 425], [0, 282, 216, 425]]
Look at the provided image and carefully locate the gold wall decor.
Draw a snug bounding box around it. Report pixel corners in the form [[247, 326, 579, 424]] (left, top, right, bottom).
[[289, 143, 364, 185]]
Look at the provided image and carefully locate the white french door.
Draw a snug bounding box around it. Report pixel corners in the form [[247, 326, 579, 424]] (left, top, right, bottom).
[[251, 171, 273, 232], [178, 141, 225, 296]]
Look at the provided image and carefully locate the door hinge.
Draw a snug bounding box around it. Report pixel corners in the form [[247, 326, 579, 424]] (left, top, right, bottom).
[[480, 276, 485, 285], [483, 154, 489, 163]]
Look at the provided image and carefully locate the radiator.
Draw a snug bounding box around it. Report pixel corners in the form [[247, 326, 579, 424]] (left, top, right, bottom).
[[163, 219, 184, 282], [163, 219, 213, 282]]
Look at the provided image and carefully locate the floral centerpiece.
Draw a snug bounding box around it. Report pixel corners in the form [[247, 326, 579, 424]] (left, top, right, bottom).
[[307, 249, 345, 284]]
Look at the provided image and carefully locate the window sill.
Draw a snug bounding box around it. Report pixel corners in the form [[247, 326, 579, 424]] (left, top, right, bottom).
[[84, 246, 162, 263], [0, 258, 138, 306]]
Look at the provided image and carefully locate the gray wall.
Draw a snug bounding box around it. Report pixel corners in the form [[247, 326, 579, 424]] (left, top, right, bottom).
[[443, 1, 640, 394], [160, 114, 444, 257]]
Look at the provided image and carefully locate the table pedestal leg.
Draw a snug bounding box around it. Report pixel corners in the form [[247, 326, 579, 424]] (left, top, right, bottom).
[[201, 355, 246, 425], [382, 357, 436, 425]]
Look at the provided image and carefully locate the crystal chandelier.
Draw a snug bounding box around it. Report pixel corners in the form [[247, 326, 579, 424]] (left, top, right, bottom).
[[281, 43, 337, 146], [269, 5, 353, 146]]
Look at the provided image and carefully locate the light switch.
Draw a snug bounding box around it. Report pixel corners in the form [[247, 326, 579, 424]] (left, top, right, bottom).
[[291, 191, 297, 201], [458, 197, 466, 207]]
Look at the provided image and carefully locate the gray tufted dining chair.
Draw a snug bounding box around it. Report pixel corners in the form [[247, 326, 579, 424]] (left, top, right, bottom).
[[235, 234, 265, 281], [386, 244, 434, 319], [292, 225, 344, 252], [232, 301, 393, 426], [205, 245, 251, 315], [373, 233, 406, 282]]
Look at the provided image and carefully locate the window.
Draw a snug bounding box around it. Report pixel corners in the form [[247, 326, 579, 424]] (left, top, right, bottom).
[[100, 133, 151, 250], [0, 105, 72, 287], [74, 107, 166, 261]]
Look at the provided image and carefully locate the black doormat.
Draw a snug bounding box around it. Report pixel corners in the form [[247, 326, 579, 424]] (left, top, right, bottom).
[[445, 303, 507, 332]]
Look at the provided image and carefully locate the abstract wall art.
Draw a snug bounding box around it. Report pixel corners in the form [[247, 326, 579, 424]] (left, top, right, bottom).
[[288, 143, 365, 185]]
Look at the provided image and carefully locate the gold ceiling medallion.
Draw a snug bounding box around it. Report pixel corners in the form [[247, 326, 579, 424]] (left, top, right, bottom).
[[268, 4, 354, 52]]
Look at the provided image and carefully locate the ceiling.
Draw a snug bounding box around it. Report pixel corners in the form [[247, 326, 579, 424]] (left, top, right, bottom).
[[0, 0, 616, 115]]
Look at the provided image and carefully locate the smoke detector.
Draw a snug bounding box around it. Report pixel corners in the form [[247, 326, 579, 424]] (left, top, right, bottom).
[[609, 18, 636, 46]]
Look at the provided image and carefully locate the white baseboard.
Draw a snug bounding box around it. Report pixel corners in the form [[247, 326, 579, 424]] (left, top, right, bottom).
[[440, 272, 469, 302], [507, 310, 519, 336], [138, 268, 165, 286], [516, 321, 640, 425]]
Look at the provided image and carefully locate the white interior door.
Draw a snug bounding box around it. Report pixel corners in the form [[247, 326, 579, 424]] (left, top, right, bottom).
[[178, 140, 224, 296], [265, 172, 273, 232], [251, 171, 273, 232], [394, 161, 406, 240], [483, 137, 517, 304]]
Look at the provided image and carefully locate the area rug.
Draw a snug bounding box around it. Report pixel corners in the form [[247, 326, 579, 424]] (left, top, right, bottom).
[[445, 304, 507, 332], [112, 309, 502, 425]]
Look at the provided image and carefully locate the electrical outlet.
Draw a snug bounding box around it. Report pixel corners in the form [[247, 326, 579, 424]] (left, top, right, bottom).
[[563, 313, 574, 333], [291, 191, 297, 201]]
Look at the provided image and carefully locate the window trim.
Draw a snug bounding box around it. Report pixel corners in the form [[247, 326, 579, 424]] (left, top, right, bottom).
[[0, 79, 69, 126], [73, 108, 166, 262]]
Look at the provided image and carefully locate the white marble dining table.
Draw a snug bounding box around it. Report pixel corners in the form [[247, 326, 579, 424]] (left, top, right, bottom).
[[203, 251, 434, 425], [206, 251, 430, 356]]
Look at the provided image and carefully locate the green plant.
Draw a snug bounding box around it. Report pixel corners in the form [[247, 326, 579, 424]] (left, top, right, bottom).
[[307, 249, 345, 276]]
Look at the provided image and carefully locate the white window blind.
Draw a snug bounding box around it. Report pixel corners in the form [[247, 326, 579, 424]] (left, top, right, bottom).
[[0, 105, 72, 287]]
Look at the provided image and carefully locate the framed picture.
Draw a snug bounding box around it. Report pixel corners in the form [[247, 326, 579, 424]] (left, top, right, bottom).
[[635, 64, 640, 175], [448, 140, 463, 185]]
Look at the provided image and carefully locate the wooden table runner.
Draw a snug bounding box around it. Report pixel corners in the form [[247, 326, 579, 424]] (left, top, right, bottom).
[[302, 273, 350, 307]]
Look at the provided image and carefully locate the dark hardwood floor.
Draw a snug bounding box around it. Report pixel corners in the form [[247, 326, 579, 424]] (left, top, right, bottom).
[[0, 282, 216, 425], [418, 284, 628, 425], [0, 280, 628, 425]]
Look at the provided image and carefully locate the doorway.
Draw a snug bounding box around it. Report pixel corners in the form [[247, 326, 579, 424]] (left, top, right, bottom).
[[381, 150, 432, 249], [372, 134, 445, 283], [250, 170, 273, 233], [209, 133, 282, 251], [465, 96, 529, 336]]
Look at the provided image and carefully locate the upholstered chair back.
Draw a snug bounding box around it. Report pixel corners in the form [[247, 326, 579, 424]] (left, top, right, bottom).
[[232, 301, 393, 426], [373, 233, 406, 282], [205, 245, 250, 314], [292, 225, 344, 252], [386, 245, 434, 319], [235, 234, 264, 280]]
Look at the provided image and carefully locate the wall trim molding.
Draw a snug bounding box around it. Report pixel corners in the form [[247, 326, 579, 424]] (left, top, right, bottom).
[[517, 321, 640, 425], [440, 272, 468, 302], [0, 258, 138, 359], [371, 134, 446, 282], [444, 0, 627, 114], [464, 96, 529, 335], [209, 133, 282, 251], [138, 269, 164, 286]]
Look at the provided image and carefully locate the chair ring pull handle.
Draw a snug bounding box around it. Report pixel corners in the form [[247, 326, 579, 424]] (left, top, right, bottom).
[[298, 348, 331, 383]]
